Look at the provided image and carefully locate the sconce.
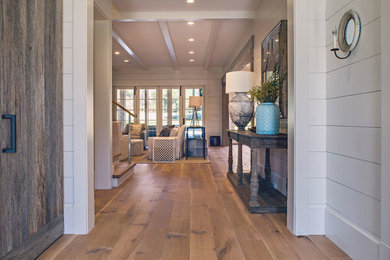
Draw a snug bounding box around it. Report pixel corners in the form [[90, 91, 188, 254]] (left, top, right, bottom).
[[331, 9, 361, 60]]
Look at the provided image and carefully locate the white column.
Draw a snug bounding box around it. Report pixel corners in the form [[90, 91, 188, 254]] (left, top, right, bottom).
[[72, 0, 95, 234], [94, 20, 113, 190]]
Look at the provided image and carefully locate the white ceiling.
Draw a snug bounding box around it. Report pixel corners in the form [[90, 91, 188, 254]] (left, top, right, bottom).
[[111, 0, 258, 70], [113, 0, 260, 12]]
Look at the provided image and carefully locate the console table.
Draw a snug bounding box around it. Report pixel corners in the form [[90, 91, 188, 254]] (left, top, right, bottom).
[[227, 130, 287, 213]]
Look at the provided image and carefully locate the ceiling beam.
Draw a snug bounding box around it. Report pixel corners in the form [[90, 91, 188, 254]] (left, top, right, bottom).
[[203, 20, 222, 71], [112, 31, 149, 70], [158, 21, 179, 71], [113, 11, 255, 22]]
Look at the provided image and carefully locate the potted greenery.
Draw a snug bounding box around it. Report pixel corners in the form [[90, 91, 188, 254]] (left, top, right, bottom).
[[249, 66, 285, 135]]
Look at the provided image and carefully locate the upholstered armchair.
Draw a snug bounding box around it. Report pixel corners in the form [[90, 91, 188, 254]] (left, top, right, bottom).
[[124, 123, 147, 149], [148, 125, 186, 160]]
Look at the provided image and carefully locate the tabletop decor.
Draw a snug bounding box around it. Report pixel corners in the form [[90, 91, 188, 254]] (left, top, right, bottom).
[[189, 96, 203, 127], [226, 71, 254, 130], [249, 66, 285, 135]]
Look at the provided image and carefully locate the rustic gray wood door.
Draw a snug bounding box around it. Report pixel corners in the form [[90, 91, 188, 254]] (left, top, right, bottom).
[[0, 1, 63, 259]]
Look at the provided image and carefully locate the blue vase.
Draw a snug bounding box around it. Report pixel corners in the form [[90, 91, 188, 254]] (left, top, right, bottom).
[[256, 103, 280, 135]]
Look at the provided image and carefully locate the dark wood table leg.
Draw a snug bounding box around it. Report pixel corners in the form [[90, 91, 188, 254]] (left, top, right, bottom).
[[237, 143, 243, 185], [264, 148, 272, 187], [250, 148, 260, 207], [228, 138, 233, 173]]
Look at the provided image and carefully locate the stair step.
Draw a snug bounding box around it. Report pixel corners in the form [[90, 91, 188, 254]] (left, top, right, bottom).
[[112, 162, 136, 187]]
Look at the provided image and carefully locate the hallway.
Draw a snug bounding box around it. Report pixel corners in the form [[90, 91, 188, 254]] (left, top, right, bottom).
[[39, 147, 349, 259]]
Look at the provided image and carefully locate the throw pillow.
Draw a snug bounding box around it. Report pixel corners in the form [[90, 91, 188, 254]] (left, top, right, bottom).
[[170, 126, 180, 137], [159, 125, 175, 137]]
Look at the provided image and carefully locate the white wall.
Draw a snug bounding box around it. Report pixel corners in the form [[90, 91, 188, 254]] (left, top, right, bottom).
[[113, 67, 223, 140], [325, 1, 382, 259], [381, 1, 390, 259]]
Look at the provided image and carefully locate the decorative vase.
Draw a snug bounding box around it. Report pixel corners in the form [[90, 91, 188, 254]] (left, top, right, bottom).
[[256, 103, 280, 135], [229, 92, 254, 130]]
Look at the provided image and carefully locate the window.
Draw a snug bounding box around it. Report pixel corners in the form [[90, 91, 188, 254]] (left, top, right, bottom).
[[162, 88, 180, 127], [114, 86, 205, 138], [115, 88, 135, 131], [139, 88, 157, 138]]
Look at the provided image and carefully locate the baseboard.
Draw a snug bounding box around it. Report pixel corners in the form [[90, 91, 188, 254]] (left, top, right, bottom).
[[380, 242, 390, 260], [325, 207, 379, 260]]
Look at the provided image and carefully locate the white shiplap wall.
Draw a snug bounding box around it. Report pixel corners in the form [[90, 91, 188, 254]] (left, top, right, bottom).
[[325, 0, 382, 259]]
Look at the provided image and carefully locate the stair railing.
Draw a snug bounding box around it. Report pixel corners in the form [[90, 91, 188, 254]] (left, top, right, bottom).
[[112, 100, 137, 163]]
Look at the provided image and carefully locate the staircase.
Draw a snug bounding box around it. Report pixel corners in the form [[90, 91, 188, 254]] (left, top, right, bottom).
[[112, 161, 136, 188]]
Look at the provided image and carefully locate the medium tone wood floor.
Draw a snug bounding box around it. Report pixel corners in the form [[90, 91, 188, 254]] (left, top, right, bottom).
[[39, 147, 350, 260]]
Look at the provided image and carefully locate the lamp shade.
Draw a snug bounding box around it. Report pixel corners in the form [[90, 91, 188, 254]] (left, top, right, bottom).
[[226, 71, 254, 94], [189, 96, 203, 108]]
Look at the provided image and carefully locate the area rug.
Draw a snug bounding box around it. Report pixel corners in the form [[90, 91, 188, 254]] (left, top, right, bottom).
[[130, 151, 210, 164]]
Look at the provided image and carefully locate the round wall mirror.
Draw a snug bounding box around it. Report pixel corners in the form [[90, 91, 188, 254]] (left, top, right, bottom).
[[338, 10, 361, 52]]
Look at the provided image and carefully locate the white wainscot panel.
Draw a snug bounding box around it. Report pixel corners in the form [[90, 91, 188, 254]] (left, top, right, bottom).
[[308, 0, 326, 21], [327, 179, 381, 236], [64, 204, 74, 234], [63, 74, 73, 100], [308, 126, 326, 152], [309, 178, 326, 204], [63, 100, 74, 126], [309, 47, 326, 73], [327, 152, 381, 200], [309, 206, 325, 234], [64, 151, 74, 178], [327, 55, 381, 98], [308, 152, 326, 178], [64, 125, 74, 152], [309, 73, 326, 99], [309, 99, 326, 125], [64, 178, 74, 204], [63, 48, 73, 74], [327, 91, 381, 127], [63, 22, 73, 48], [327, 126, 381, 163], [325, 208, 379, 260]]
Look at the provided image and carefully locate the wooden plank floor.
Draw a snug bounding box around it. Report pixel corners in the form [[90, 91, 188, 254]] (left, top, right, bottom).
[[38, 147, 350, 260]]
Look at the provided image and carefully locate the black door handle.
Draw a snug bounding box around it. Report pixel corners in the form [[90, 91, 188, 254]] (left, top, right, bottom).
[[2, 114, 16, 153]]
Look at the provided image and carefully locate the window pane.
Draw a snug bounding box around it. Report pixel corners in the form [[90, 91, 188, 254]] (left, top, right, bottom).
[[172, 110, 179, 121], [140, 100, 146, 109], [140, 89, 146, 99], [172, 89, 180, 98], [172, 99, 179, 109], [163, 89, 168, 99], [148, 100, 156, 109], [149, 110, 157, 121], [148, 89, 156, 99]]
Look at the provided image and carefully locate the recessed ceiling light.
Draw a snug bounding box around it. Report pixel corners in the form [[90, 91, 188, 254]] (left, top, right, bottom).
[[189, 51, 194, 54], [188, 38, 194, 42], [124, 59, 129, 63], [275, 39, 279, 42], [114, 51, 120, 55], [187, 0, 195, 3], [189, 59, 195, 62], [187, 21, 194, 25]]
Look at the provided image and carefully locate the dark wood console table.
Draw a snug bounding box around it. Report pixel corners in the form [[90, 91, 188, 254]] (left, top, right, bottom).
[[227, 130, 287, 213]]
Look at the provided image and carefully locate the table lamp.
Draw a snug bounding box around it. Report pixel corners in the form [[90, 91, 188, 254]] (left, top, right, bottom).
[[226, 71, 254, 130], [189, 96, 203, 127]]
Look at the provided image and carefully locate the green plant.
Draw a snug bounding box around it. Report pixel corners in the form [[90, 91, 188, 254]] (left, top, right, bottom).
[[249, 66, 286, 104]]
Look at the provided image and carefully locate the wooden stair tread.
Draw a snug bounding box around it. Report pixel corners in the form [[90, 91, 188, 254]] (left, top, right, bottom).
[[113, 162, 136, 179]]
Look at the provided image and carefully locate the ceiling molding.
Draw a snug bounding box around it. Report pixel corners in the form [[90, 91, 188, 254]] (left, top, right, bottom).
[[158, 21, 179, 71], [112, 31, 149, 70], [113, 11, 255, 22], [203, 20, 222, 70]]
